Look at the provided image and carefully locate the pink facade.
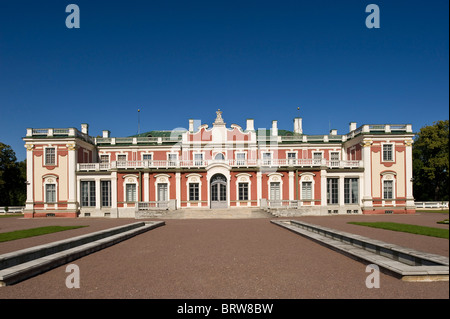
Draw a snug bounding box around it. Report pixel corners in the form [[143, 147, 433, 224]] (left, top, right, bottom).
[[22, 111, 416, 218]]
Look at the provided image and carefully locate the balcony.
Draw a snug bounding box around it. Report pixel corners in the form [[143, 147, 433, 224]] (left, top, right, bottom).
[[77, 159, 362, 171]]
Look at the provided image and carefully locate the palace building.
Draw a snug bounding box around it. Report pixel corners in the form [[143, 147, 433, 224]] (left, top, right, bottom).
[[22, 110, 416, 218]]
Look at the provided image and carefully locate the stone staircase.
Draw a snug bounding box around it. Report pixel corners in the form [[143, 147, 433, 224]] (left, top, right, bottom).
[[136, 208, 273, 219]]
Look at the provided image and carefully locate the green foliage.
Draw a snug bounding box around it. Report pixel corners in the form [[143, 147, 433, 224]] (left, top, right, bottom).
[[0, 142, 26, 206], [412, 120, 449, 201]]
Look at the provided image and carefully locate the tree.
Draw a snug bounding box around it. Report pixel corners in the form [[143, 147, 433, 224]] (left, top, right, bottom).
[[0, 142, 26, 206], [412, 120, 449, 201]]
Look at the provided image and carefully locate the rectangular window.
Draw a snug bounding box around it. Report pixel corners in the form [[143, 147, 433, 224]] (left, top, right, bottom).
[[168, 154, 177, 166], [189, 183, 199, 201], [270, 182, 281, 201], [81, 181, 96, 207], [142, 154, 152, 161], [45, 184, 56, 203], [238, 183, 249, 201], [45, 148, 56, 165], [126, 184, 136, 202], [327, 178, 339, 204], [117, 154, 127, 167], [330, 152, 340, 167], [287, 152, 296, 165], [236, 153, 246, 166], [383, 180, 393, 199], [344, 178, 359, 204], [313, 152, 322, 165], [194, 153, 203, 166], [302, 182, 312, 200], [263, 152, 272, 165], [101, 180, 111, 207], [157, 183, 168, 202], [100, 155, 109, 163], [383, 144, 393, 161]]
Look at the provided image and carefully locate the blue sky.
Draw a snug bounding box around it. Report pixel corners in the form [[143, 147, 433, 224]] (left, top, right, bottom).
[[0, 0, 448, 161]]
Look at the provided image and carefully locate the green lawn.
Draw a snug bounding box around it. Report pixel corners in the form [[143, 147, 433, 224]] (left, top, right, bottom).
[[348, 222, 449, 239], [416, 209, 449, 214], [0, 226, 87, 242], [0, 214, 24, 218]]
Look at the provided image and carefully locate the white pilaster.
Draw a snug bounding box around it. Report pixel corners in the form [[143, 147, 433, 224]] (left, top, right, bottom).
[[176, 172, 181, 209], [67, 143, 77, 211], [361, 140, 373, 208], [257, 171, 262, 205], [111, 171, 118, 218], [289, 171, 294, 201], [143, 172, 149, 202], [405, 139, 415, 207], [320, 169, 327, 206], [24, 144, 34, 212]]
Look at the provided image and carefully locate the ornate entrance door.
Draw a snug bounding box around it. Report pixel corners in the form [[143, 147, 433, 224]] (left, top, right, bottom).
[[210, 174, 227, 208]]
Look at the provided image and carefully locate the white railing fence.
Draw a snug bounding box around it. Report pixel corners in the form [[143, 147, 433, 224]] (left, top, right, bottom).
[[414, 201, 449, 209]]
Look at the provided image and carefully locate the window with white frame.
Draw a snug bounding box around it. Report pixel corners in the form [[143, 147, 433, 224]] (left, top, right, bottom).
[[101, 180, 111, 207], [238, 183, 249, 201], [302, 182, 312, 200], [117, 154, 126, 164], [194, 153, 203, 166], [262, 152, 272, 165], [142, 153, 152, 162], [344, 178, 359, 204], [287, 152, 296, 165], [100, 155, 109, 163], [327, 178, 339, 204], [383, 180, 393, 199], [189, 183, 199, 201], [168, 153, 178, 166], [81, 181, 96, 207], [45, 147, 56, 165], [236, 152, 246, 165], [126, 183, 137, 202], [45, 184, 56, 203], [330, 152, 340, 166], [382, 144, 394, 161]]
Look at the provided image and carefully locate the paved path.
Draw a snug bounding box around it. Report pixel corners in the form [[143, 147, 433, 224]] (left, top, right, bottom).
[[0, 212, 448, 299]]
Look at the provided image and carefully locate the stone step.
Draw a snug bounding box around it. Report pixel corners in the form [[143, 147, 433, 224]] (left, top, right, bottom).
[[271, 220, 449, 282], [0, 221, 165, 286]]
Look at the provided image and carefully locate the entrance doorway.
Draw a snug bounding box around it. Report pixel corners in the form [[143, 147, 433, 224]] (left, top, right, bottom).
[[210, 174, 227, 208]]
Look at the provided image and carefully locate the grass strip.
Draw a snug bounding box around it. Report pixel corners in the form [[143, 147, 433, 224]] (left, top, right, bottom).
[[348, 222, 449, 239], [0, 226, 87, 242]]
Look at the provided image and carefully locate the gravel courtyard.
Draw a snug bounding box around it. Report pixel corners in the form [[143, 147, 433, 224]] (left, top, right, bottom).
[[0, 212, 448, 299]]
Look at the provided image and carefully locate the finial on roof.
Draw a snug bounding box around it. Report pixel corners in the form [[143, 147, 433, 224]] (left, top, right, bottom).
[[214, 109, 225, 126]]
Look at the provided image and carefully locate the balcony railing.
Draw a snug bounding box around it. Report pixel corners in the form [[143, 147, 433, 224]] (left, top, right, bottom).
[[77, 159, 362, 171]]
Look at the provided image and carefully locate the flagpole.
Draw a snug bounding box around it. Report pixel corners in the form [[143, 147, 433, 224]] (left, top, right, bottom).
[[137, 108, 141, 135]]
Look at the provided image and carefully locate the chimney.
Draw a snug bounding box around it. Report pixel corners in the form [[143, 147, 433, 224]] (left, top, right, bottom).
[[294, 117, 302, 134], [349, 122, 357, 132], [271, 120, 278, 136], [330, 129, 337, 135], [81, 123, 89, 135], [102, 130, 110, 138], [189, 119, 194, 132], [246, 118, 254, 131]]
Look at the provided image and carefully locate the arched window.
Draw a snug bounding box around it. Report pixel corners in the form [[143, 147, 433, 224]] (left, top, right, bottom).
[[214, 153, 225, 160]]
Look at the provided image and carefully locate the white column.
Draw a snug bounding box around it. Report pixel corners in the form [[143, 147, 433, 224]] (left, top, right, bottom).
[[257, 171, 262, 206], [405, 139, 415, 207], [176, 172, 181, 209], [111, 171, 118, 218], [289, 171, 294, 201], [24, 144, 34, 212], [95, 177, 101, 210], [143, 172, 149, 202], [339, 176, 345, 209], [321, 169, 327, 207], [361, 140, 373, 209], [67, 143, 77, 211]]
